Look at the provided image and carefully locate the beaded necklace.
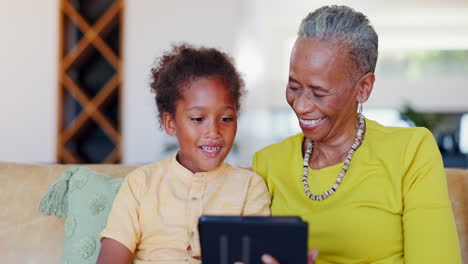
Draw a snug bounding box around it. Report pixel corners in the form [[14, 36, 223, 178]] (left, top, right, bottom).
[[302, 114, 365, 201]]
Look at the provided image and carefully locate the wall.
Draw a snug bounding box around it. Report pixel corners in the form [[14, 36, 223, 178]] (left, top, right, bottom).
[[1, 0, 467, 165], [0, 0, 58, 163], [122, 0, 244, 164], [122, 0, 468, 165]]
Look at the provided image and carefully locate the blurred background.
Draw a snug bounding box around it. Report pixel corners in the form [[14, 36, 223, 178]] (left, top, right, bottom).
[[0, 0, 467, 168]]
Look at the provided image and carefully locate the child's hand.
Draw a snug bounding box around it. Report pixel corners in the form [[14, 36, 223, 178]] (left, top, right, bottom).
[[260, 249, 319, 264]]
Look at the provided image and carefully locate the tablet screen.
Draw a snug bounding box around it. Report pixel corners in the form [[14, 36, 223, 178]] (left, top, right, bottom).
[[198, 216, 308, 264]]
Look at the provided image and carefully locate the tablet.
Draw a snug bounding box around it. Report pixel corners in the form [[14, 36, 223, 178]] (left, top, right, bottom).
[[198, 216, 308, 264]]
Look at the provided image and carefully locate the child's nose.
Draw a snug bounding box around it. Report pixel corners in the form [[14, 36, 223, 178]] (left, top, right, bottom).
[[206, 120, 221, 137]]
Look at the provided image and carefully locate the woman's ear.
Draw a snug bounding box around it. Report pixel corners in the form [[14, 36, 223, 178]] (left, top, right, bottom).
[[356, 72, 375, 103], [163, 112, 177, 136]]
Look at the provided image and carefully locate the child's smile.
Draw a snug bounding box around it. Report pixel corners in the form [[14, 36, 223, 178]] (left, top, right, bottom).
[[200, 145, 222, 157], [164, 76, 237, 173]]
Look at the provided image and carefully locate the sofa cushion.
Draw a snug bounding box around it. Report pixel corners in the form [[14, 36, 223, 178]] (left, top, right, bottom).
[[445, 168, 468, 263], [1, 163, 467, 264], [39, 166, 124, 264]]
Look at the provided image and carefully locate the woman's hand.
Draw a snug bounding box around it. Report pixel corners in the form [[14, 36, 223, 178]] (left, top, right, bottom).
[[260, 249, 319, 264]]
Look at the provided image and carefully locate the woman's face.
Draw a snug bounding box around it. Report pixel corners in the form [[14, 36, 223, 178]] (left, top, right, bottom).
[[286, 37, 361, 143]]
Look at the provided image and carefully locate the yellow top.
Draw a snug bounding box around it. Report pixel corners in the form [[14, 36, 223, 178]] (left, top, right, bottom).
[[253, 118, 461, 264], [100, 153, 270, 264]]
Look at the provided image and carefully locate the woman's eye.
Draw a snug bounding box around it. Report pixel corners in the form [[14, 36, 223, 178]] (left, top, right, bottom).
[[191, 117, 204, 122]]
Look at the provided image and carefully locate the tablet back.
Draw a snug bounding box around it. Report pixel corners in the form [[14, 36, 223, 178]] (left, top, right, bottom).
[[198, 216, 308, 264]]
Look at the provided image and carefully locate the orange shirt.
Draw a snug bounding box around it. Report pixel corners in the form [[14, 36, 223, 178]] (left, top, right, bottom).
[[100, 153, 271, 264]]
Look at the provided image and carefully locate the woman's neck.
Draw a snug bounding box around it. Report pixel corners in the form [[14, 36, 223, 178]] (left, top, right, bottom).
[[305, 118, 359, 170]]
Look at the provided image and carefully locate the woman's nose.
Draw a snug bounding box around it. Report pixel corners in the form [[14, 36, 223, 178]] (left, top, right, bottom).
[[293, 92, 316, 115]]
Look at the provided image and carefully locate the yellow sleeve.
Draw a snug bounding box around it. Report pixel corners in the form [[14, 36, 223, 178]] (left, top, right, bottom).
[[252, 150, 274, 198], [251, 151, 262, 178], [402, 128, 462, 263], [99, 170, 143, 253], [242, 172, 271, 216]]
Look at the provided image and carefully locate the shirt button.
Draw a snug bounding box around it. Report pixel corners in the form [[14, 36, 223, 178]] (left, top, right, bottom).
[[191, 197, 198, 201], [190, 231, 195, 237]]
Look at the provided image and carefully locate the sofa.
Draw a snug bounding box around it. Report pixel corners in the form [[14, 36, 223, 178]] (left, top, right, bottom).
[[1, 162, 467, 263]]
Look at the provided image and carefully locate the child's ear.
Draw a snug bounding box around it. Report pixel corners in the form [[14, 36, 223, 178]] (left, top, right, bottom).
[[163, 112, 177, 136]]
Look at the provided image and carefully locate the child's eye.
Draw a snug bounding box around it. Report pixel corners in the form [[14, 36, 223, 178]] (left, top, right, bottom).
[[221, 116, 234, 122], [191, 117, 204, 122]]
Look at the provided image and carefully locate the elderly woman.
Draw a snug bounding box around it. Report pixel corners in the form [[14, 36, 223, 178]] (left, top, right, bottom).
[[253, 5, 461, 264]]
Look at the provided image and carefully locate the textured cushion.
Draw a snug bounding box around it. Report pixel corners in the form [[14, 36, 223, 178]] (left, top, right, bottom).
[[39, 166, 124, 264]]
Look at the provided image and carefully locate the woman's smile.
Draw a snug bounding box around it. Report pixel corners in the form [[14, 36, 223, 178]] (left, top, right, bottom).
[[298, 117, 327, 130]]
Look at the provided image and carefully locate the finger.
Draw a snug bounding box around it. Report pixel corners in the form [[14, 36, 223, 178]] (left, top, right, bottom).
[[261, 254, 280, 264], [307, 249, 319, 264]]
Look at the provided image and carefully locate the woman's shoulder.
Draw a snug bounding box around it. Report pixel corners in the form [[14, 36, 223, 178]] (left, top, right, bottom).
[[253, 134, 304, 172], [366, 118, 433, 144], [255, 133, 303, 157], [364, 118, 439, 167]]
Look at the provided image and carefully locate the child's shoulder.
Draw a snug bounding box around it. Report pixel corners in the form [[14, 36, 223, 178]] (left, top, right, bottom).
[[222, 162, 253, 174], [220, 162, 264, 183], [124, 157, 172, 184]]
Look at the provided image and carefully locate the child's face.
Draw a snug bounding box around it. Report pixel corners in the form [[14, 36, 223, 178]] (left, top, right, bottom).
[[163, 76, 237, 173]]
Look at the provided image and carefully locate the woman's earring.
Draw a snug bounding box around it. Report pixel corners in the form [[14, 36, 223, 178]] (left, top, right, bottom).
[[357, 99, 364, 114]]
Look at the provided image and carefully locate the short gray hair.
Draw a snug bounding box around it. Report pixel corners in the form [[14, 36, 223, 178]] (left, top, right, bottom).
[[298, 5, 378, 78]]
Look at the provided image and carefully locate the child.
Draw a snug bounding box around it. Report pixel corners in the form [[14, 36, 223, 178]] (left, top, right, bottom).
[[97, 44, 271, 264]]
